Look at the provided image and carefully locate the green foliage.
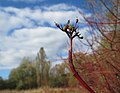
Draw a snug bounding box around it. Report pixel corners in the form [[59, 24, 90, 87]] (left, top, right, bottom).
[[49, 63, 69, 88], [0, 77, 4, 89], [8, 57, 37, 90], [16, 80, 24, 90], [36, 47, 50, 87]]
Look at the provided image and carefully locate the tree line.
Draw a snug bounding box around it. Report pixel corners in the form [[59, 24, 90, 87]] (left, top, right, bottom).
[[0, 47, 78, 90]]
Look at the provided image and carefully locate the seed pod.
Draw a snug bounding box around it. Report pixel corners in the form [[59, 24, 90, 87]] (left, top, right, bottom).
[[63, 24, 69, 31], [67, 20, 70, 24], [55, 22, 60, 28], [76, 18, 78, 23], [73, 27, 76, 32], [79, 36, 83, 39]]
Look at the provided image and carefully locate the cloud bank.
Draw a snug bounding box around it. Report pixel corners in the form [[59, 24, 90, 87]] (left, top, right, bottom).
[[0, 4, 90, 69]]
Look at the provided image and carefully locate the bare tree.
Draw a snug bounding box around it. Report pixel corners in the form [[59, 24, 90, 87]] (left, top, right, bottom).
[[75, 0, 120, 92]]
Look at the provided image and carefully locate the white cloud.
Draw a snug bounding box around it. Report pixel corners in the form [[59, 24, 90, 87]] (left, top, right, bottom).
[[0, 7, 35, 35], [1, 5, 86, 27], [42, 3, 78, 11], [0, 4, 90, 70], [0, 27, 68, 69]]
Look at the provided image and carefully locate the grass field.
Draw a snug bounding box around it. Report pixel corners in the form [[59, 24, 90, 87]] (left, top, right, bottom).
[[0, 87, 89, 93]]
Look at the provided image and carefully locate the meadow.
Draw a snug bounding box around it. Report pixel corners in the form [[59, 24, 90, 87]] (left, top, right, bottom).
[[0, 87, 88, 93]]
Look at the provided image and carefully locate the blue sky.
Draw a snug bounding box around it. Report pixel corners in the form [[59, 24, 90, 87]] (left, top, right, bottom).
[[0, 0, 91, 79], [0, 0, 86, 8]]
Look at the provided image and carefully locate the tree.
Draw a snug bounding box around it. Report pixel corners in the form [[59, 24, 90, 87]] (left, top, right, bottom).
[[8, 68, 19, 89], [49, 63, 69, 87], [36, 53, 41, 87], [75, 0, 120, 92], [43, 61, 50, 86], [36, 47, 50, 87], [9, 57, 37, 90], [0, 76, 4, 89]]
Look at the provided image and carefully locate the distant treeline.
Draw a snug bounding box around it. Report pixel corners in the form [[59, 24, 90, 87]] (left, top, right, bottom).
[[0, 47, 78, 90]]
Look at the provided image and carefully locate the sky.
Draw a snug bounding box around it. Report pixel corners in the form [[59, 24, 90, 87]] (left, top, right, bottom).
[[0, 0, 91, 79]]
